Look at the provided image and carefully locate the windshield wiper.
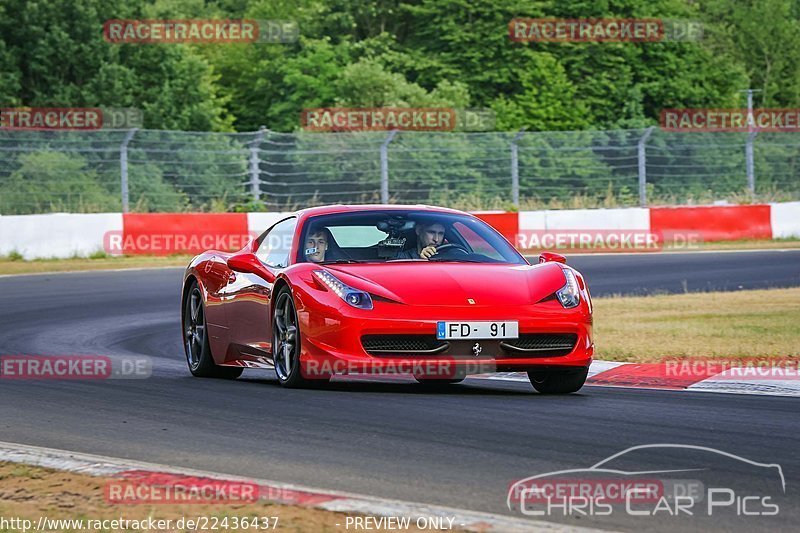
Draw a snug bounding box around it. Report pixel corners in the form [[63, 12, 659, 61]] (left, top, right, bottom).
[[320, 259, 365, 264]]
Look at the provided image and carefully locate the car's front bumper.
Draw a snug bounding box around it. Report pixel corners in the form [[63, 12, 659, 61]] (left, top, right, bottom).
[[296, 297, 593, 379]]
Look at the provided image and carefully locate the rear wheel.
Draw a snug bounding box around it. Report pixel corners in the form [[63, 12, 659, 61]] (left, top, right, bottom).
[[527, 366, 588, 394], [183, 281, 242, 379]]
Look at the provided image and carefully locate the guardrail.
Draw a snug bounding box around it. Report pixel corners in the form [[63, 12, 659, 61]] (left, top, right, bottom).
[[1, 203, 797, 260]]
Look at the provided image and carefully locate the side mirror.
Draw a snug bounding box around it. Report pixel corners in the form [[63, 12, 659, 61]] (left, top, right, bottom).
[[226, 253, 276, 282], [539, 251, 567, 264]]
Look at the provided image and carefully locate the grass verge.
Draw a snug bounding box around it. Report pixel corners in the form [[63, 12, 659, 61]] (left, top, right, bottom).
[[0, 462, 430, 532], [594, 287, 800, 362], [0, 255, 192, 276]]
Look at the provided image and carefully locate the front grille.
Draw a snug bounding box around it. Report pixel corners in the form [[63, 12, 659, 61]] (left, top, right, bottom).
[[362, 335, 448, 355], [501, 333, 577, 356]]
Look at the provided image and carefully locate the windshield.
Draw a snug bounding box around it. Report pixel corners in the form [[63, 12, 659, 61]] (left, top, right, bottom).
[[297, 210, 526, 265]]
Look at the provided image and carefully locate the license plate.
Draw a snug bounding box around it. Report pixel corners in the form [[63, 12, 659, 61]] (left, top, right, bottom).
[[436, 321, 519, 340]]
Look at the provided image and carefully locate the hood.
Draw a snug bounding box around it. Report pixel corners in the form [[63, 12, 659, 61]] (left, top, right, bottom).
[[325, 262, 567, 306]]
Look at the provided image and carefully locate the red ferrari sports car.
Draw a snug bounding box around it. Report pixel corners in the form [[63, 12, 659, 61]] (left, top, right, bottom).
[[181, 205, 593, 393]]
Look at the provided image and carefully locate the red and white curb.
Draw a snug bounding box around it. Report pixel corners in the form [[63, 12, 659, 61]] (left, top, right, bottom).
[[478, 360, 800, 397], [0, 441, 603, 533], [3, 202, 800, 259]]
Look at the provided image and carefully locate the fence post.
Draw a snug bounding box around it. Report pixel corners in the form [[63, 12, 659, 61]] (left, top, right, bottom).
[[746, 131, 758, 195], [637, 126, 655, 207], [119, 128, 138, 213], [380, 130, 398, 203], [249, 126, 266, 203], [511, 128, 526, 208]]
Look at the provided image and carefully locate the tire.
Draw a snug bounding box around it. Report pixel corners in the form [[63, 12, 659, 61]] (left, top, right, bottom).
[[272, 287, 317, 388], [527, 366, 589, 394], [183, 281, 243, 379]]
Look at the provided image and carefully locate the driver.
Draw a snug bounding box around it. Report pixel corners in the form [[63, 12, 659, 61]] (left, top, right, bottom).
[[305, 227, 331, 263], [397, 222, 445, 260]]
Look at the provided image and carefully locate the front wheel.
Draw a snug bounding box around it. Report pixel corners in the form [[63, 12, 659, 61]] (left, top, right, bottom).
[[527, 366, 589, 394], [272, 287, 319, 388], [183, 281, 243, 379]]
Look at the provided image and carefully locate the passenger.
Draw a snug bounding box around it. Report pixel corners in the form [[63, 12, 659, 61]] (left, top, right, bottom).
[[396, 222, 446, 260], [305, 227, 332, 263]]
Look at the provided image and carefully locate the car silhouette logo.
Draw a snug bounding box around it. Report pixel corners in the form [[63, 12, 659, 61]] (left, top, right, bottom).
[[507, 443, 786, 513]]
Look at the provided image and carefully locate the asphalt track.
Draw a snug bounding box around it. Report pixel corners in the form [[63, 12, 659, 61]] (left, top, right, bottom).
[[0, 250, 798, 531]]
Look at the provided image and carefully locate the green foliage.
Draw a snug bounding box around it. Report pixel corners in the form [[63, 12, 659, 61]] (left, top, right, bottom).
[[127, 163, 188, 212], [0, 151, 119, 214], [0, 0, 790, 131], [0, 0, 231, 130], [700, 0, 800, 107]]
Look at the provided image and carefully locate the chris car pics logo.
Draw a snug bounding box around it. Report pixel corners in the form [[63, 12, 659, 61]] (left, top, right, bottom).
[[508, 444, 784, 518]]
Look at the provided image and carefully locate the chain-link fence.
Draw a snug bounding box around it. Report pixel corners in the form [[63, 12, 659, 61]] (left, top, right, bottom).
[[1, 127, 798, 214]]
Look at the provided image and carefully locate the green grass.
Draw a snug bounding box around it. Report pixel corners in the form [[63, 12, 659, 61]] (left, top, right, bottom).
[[0, 254, 192, 275], [594, 288, 800, 361]]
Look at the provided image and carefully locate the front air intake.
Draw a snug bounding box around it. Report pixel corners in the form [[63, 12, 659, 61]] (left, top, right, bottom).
[[500, 333, 578, 356], [361, 335, 448, 355]]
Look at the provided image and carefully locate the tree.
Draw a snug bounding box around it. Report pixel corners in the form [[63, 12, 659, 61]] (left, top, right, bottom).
[[700, 0, 800, 107], [0, 0, 232, 130]]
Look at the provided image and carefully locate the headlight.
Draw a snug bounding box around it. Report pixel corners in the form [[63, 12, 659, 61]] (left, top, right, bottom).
[[556, 268, 581, 308], [313, 270, 373, 310]]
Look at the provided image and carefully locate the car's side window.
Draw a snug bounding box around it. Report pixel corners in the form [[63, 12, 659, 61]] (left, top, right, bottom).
[[255, 217, 297, 268]]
